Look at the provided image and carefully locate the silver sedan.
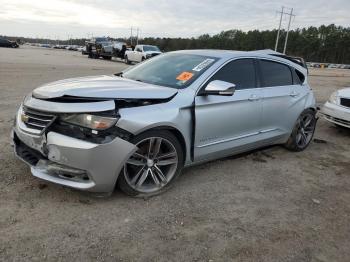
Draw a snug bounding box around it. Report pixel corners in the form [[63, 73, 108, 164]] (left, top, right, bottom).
[[12, 49, 317, 197]]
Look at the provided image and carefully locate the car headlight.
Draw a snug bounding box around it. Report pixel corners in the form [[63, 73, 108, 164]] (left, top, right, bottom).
[[60, 114, 118, 130], [329, 91, 339, 104]]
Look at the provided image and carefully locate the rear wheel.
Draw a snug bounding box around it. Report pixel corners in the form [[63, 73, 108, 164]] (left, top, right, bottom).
[[285, 109, 317, 151], [118, 130, 184, 197], [125, 56, 131, 64]]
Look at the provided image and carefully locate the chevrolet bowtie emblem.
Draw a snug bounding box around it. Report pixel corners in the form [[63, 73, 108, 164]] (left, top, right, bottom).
[[21, 113, 29, 123]]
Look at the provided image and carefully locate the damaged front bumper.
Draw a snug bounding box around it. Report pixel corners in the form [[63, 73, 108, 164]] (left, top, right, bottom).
[[320, 101, 350, 128], [12, 114, 137, 193]]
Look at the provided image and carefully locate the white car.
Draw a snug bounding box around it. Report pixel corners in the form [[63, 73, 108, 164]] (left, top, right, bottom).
[[125, 45, 162, 64], [321, 88, 350, 128]]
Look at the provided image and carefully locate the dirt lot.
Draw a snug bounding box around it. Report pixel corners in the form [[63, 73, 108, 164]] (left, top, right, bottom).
[[0, 46, 349, 262]]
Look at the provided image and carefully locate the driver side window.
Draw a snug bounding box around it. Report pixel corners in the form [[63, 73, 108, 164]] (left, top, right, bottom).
[[206, 59, 257, 90]]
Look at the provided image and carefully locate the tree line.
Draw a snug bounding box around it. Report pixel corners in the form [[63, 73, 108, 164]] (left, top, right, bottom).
[[4, 24, 350, 64], [141, 24, 350, 64]]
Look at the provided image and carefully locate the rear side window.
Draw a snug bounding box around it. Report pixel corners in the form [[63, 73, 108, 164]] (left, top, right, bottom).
[[259, 60, 293, 87], [292, 69, 305, 84], [207, 59, 256, 90]]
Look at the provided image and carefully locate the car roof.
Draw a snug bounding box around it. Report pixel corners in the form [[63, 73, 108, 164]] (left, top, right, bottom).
[[172, 49, 284, 58], [171, 49, 307, 72]]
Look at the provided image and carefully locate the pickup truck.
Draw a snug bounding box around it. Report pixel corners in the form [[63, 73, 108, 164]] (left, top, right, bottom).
[[86, 37, 114, 60], [124, 45, 162, 64]]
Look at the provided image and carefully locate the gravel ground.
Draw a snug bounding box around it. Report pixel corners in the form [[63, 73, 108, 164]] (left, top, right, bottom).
[[0, 46, 349, 262]]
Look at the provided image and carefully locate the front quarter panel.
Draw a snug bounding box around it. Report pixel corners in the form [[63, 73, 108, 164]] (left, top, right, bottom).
[[116, 90, 194, 165]]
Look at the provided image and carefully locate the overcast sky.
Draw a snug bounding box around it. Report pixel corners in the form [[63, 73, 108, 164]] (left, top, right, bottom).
[[0, 0, 349, 39]]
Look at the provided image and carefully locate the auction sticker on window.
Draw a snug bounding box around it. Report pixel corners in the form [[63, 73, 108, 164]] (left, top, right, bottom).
[[192, 58, 215, 72], [176, 71, 194, 82]]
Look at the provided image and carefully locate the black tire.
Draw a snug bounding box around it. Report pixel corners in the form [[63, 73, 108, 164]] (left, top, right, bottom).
[[125, 56, 131, 64], [285, 109, 317, 152], [118, 130, 184, 197], [102, 56, 112, 60]]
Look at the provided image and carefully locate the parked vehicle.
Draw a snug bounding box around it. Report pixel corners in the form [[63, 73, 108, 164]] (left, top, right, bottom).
[[112, 42, 130, 60], [328, 64, 339, 69], [40, 44, 52, 48], [0, 37, 19, 48], [80, 46, 88, 55], [12, 49, 316, 197], [124, 45, 162, 64], [53, 45, 67, 49], [86, 37, 113, 60], [321, 88, 350, 128]]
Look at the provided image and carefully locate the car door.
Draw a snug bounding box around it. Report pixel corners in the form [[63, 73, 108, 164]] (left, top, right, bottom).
[[258, 59, 305, 139], [134, 46, 143, 62], [129, 46, 137, 61], [194, 58, 263, 162]]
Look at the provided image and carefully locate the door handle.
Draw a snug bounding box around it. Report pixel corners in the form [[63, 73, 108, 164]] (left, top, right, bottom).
[[248, 94, 260, 101], [290, 91, 300, 97]]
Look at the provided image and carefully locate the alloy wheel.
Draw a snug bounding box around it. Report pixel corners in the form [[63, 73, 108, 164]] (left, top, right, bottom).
[[124, 137, 179, 193], [295, 113, 316, 148]]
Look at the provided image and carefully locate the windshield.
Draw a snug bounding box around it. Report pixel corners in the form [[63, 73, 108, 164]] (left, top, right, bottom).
[[123, 53, 218, 89], [143, 45, 160, 52]]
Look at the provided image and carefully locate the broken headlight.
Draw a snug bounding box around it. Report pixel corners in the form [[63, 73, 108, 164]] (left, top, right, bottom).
[[60, 114, 118, 130], [329, 91, 339, 105]]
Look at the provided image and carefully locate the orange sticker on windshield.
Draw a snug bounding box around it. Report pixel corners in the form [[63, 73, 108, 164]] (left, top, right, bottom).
[[176, 72, 194, 81]]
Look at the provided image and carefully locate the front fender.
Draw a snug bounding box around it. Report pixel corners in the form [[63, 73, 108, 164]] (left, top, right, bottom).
[[116, 103, 193, 165]]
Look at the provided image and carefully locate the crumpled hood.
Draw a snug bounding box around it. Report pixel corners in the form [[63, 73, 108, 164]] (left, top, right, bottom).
[[32, 75, 177, 99]]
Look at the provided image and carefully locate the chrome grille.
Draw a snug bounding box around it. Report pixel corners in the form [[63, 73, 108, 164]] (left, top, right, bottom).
[[21, 107, 56, 135], [340, 98, 350, 108]]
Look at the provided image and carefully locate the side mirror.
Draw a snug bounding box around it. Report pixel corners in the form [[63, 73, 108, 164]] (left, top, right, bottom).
[[204, 80, 235, 96]]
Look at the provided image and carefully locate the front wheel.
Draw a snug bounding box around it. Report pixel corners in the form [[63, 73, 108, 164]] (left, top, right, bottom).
[[285, 109, 317, 151], [118, 130, 184, 197], [125, 56, 131, 64]]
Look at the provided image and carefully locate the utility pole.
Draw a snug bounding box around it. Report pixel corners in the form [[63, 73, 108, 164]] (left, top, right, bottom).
[[274, 7, 295, 53], [136, 28, 139, 45], [283, 8, 294, 54], [275, 6, 284, 51], [130, 27, 133, 46]]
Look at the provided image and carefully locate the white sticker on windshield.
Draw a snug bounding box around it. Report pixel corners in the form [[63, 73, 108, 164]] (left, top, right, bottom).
[[192, 59, 215, 72]]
